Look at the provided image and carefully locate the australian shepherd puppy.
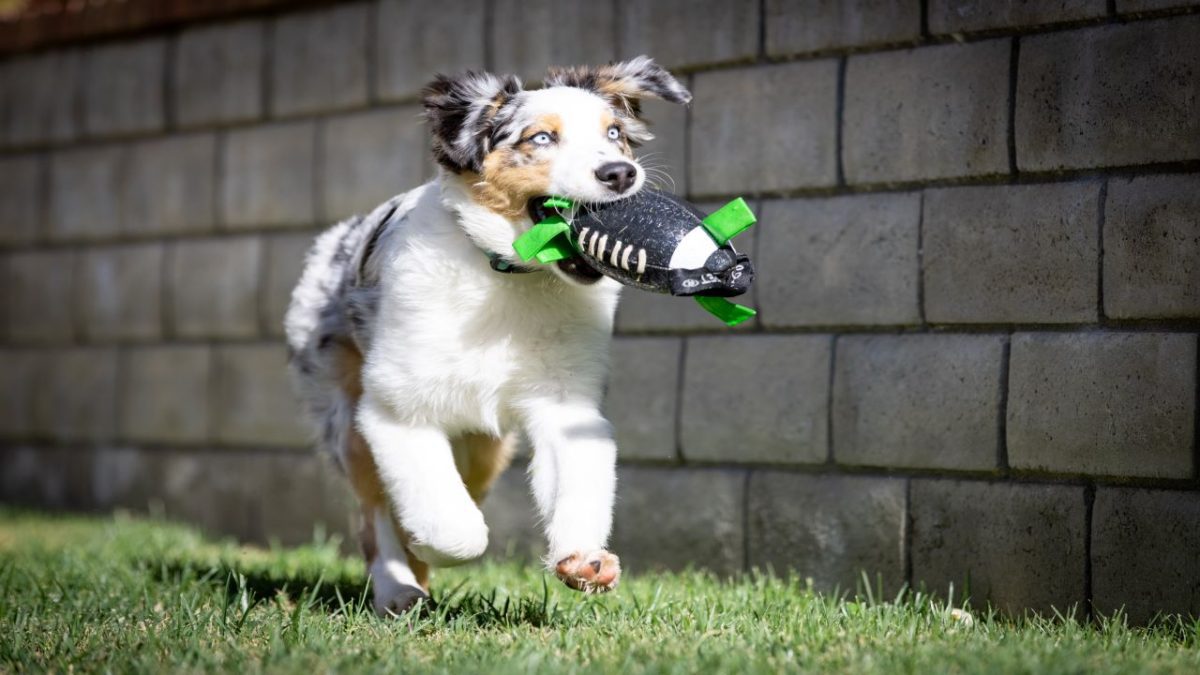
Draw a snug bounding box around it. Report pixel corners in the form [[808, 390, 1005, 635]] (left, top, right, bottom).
[[285, 57, 690, 615]]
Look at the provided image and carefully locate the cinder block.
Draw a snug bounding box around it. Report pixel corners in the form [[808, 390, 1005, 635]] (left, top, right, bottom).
[[605, 337, 682, 462], [375, 0, 486, 101], [758, 194, 920, 328], [212, 343, 309, 447], [691, 61, 838, 195], [220, 121, 315, 229], [3, 249, 75, 343], [82, 38, 166, 137], [618, 0, 758, 70], [616, 291, 753, 334], [1017, 17, 1200, 171], [612, 466, 746, 576], [492, 0, 614, 83], [1117, 0, 1200, 10], [174, 19, 265, 128], [90, 446, 354, 545], [271, 4, 369, 116], [123, 133, 216, 237], [1, 49, 80, 146], [833, 334, 1005, 471], [1092, 487, 1200, 623], [320, 108, 429, 220], [0, 349, 46, 438], [262, 231, 318, 337], [911, 479, 1087, 614], [843, 40, 1010, 184], [681, 335, 831, 464], [923, 182, 1100, 323], [637, 98, 689, 196], [929, 0, 1106, 34], [1103, 174, 1200, 319], [253, 449, 357, 545], [78, 243, 163, 342], [0, 446, 95, 511], [119, 345, 211, 444], [482, 465, 544, 560], [48, 145, 126, 243], [32, 347, 119, 442], [1007, 332, 1195, 478], [748, 472, 906, 594], [168, 236, 262, 339], [0, 154, 43, 246], [766, 0, 921, 55]]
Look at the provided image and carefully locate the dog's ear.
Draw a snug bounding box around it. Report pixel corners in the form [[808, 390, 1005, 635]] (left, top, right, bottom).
[[545, 56, 690, 144], [546, 56, 692, 110], [422, 71, 523, 173]]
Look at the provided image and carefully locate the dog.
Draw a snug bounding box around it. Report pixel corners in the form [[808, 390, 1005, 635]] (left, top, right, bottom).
[[285, 56, 691, 615]]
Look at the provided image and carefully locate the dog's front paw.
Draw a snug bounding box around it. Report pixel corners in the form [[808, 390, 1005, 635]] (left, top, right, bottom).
[[554, 550, 621, 594]]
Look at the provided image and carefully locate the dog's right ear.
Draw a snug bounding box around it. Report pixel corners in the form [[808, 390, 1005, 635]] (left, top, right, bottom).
[[422, 72, 523, 174]]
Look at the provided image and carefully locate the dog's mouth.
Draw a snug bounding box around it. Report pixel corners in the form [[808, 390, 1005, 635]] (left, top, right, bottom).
[[527, 197, 604, 285], [554, 255, 604, 284]]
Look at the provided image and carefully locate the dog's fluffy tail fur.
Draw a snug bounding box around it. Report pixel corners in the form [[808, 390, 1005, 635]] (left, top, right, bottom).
[[284, 195, 405, 465]]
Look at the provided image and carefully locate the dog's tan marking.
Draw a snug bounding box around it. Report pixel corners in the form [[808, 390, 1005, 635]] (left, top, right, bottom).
[[600, 111, 634, 157], [600, 111, 617, 135], [452, 432, 517, 503], [467, 113, 565, 218]]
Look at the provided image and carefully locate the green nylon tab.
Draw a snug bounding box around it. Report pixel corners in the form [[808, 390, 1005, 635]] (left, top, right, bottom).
[[694, 296, 757, 327], [701, 198, 756, 245], [512, 216, 571, 261], [543, 196, 574, 210], [534, 236, 576, 263]]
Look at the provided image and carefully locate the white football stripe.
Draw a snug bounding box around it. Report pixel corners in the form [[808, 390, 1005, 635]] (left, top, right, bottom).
[[621, 246, 633, 270], [636, 248, 646, 275], [610, 240, 623, 266], [668, 226, 719, 270]]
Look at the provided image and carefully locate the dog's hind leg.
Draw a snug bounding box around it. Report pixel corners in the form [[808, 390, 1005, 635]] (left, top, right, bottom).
[[327, 342, 429, 615], [364, 507, 431, 615], [357, 394, 490, 567], [346, 429, 430, 615]]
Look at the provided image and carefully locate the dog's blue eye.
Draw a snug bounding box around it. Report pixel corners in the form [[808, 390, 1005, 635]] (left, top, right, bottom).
[[532, 132, 553, 146], [607, 126, 621, 141]]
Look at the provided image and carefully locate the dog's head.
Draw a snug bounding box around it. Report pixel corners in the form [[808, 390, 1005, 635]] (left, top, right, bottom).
[[422, 56, 690, 220]]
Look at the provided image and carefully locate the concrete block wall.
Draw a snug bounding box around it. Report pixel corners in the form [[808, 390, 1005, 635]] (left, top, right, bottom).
[[1, 0, 1198, 622]]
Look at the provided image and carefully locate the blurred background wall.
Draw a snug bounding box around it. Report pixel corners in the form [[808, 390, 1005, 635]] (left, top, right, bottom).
[[1, 0, 1198, 621]]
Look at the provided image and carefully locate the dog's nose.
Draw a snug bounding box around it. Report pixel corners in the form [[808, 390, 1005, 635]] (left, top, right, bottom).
[[595, 161, 638, 194]]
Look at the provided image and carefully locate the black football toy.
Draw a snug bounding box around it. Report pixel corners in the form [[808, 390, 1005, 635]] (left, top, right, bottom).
[[514, 189, 757, 326]]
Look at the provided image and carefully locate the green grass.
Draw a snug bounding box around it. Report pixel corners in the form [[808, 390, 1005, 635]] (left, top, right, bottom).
[[1, 509, 1197, 674]]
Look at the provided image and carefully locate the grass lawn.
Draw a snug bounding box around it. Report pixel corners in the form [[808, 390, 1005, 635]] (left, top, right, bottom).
[[1, 509, 1197, 674]]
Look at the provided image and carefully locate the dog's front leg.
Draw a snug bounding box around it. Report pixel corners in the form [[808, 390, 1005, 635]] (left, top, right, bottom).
[[357, 393, 489, 567], [521, 397, 621, 593]]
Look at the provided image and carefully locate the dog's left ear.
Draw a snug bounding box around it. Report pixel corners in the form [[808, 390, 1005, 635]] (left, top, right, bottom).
[[546, 55, 692, 113]]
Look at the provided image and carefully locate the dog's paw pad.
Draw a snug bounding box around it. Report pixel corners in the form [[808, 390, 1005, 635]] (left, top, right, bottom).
[[374, 584, 430, 617], [555, 550, 621, 594]]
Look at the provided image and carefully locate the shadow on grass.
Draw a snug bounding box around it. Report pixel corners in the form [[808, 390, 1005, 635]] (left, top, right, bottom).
[[138, 553, 565, 629]]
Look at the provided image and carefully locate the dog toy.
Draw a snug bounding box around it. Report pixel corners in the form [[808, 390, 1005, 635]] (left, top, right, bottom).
[[515, 189, 757, 326]]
